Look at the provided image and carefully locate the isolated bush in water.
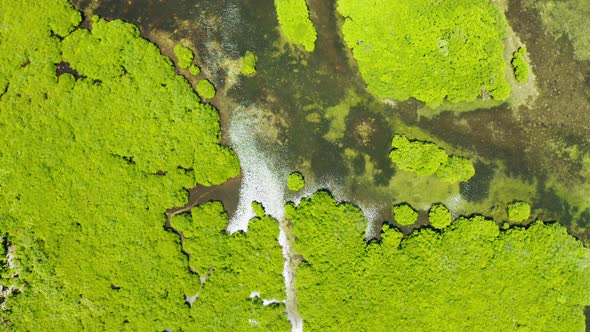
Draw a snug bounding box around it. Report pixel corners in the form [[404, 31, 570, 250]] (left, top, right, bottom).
[[393, 203, 419, 226], [436, 155, 476, 183], [174, 44, 194, 69], [274, 0, 317, 52], [390, 135, 448, 176], [507, 201, 531, 223], [287, 171, 305, 191], [196, 79, 216, 99], [511, 47, 529, 83], [240, 51, 257, 76], [390, 135, 475, 183]]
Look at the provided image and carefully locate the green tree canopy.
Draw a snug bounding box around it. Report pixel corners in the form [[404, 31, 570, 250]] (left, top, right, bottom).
[[196, 79, 216, 99], [336, 0, 511, 106], [507, 201, 531, 223], [274, 0, 317, 52], [287, 171, 305, 191], [240, 51, 257, 76], [174, 44, 195, 69], [289, 192, 590, 331], [511, 47, 529, 83], [428, 203, 453, 229], [393, 203, 419, 226], [436, 155, 476, 183], [390, 135, 475, 183], [0, 2, 240, 329], [390, 135, 449, 176], [170, 202, 289, 330]]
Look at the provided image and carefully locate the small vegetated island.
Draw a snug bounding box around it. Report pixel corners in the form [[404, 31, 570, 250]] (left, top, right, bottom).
[[390, 135, 476, 183], [274, 0, 317, 52], [240, 51, 257, 76], [336, 0, 511, 106]]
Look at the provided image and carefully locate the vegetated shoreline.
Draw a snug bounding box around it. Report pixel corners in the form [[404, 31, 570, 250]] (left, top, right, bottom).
[[2, 0, 588, 330]]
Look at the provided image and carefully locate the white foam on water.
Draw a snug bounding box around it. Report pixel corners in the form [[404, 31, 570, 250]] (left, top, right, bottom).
[[278, 219, 303, 332], [227, 106, 302, 331], [227, 107, 388, 331], [227, 106, 286, 232]]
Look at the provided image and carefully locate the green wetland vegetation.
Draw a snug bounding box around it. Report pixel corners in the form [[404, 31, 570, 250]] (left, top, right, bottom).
[[1, 0, 590, 330]]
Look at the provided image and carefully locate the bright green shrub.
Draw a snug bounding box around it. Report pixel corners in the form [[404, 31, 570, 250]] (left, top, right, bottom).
[[511, 47, 529, 83], [436, 156, 476, 183], [240, 51, 257, 76], [336, 0, 511, 106], [428, 203, 452, 229], [0, 2, 241, 330], [290, 193, 590, 331], [287, 171, 305, 191], [196, 79, 216, 99], [507, 201, 531, 223], [393, 203, 419, 226], [174, 44, 194, 69], [252, 201, 266, 217], [389, 135, 448, 176], [189, 64, 200, 75], [274, 0, 317, 52], [390, 135, 475, 183]]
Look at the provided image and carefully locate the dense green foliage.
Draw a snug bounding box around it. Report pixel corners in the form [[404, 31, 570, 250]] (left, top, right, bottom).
[[511, 47, 529, 83], [174, 44, 195, 69], [436, 155, 476, 183], [170, 202, 289, 330], [429, 203, 453, 229], [196, 79, 216, 99], [507, 201, 531, 223], [336, 0, 511, 106], [390, 135, 475, 183], [392, 203, 419, 226], [240, 51, 257, 76], [252, 201, 266, 217], [274, 0, 317, 52], [189, 64, 201, 76], [289, 192, 590, 331], [390, 135, 448, 176], [0, 1, 240, 329], [287, 171, 305, 191]]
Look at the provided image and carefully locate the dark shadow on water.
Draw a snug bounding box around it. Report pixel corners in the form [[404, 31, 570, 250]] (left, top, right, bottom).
[[460, 161, 494, 202]]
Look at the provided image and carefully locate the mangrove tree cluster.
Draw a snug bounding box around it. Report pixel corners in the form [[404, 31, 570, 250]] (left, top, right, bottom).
[[274, 0, 317, 52], [336, 0, 511, 106], [0, 1, 239, 329], [288, 191, 590, 331], [390, 135, 476, 183]]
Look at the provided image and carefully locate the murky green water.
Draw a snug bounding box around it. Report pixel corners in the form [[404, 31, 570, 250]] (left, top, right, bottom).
[[74, 0, 590, 243]]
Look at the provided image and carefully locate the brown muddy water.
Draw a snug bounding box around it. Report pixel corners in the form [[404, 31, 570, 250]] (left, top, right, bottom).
[[72, 0, 590, 245]]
